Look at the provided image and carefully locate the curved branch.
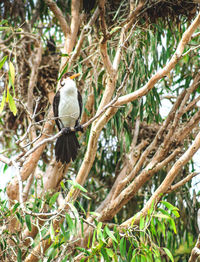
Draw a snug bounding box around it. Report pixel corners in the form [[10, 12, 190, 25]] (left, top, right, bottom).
[[45, 0, 70, 36]]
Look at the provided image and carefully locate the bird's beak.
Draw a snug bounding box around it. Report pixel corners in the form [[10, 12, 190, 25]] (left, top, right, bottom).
[[70, 72, 81, 79]]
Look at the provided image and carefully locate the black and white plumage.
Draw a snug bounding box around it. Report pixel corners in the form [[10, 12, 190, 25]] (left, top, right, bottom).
[[53, 72, 83, 164]]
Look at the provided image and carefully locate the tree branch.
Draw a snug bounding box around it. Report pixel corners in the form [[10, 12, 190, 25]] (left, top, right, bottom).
[[44, 0, 70, 36], [122, 129, 200, 227]]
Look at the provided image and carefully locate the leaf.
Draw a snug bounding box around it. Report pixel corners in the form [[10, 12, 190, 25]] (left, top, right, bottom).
[[50, 221, 55, 240], [0, 20, 8, 25], [65, 213, 74, 232], [97, 222, 103, 241], [139, 215, 145, 230], [60, 223, 69, 242], [0, 56, 7, 70], [110, 26, 121, 34], [17, 247, 22, 262], [49, 192, 59, 207], [25, 215, 32, 231], [67, 180, 87, 193], [153, 213, 171, 220], [60, 53, 69, 57], [16, 212, 24, 226], [105, 226, 117, 243], [120, 237, 126, 258], [60, 181, 66, 191], [106, 248, 114, 258], [161, 201, 179, 212], [7, 89, 17, 116], [12, 202, 20, 212], [58, 63, 68, 80], [0, 90, 6, 114], [92, 229, 96, 248], [163, 248, 174, 262], [9, 61, 15, 85], [0, 27, 11, 31], [100, 248, 110, 261], [169, 218, 177, 234]]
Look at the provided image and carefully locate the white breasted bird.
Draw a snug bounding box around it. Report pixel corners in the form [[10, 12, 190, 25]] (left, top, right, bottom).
[[53, 72, 83, 164]]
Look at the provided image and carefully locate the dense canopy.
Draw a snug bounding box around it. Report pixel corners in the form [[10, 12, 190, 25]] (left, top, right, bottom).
[[0, 0, 200, 261]]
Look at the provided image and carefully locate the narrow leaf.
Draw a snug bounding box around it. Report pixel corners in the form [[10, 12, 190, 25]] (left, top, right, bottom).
[[65, 213, 74, 232], [163, 248, 174, 262], [106, 248, 114, 258], [67, 180, 87, 193], [0, 90, 6, 114], [25, 215, 32, 231], [49, 192, 59, 207], [161, 201, 179, 211], [7, 90, 17, 116], [105, 226, 117, 243], [0, 56, 7, 70], [17, 248, 22, 262], [9, 61, 15, 85], [50, 221, 55, 240], [120, 237, 126, 258]]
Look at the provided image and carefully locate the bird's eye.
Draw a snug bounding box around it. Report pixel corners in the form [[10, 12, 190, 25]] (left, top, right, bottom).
[[60, 81, 65, 87]]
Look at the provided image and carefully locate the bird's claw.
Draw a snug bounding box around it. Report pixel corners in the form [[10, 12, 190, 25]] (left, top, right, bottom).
[[61, 127, 71, 134], [75, 124, 84, 133]]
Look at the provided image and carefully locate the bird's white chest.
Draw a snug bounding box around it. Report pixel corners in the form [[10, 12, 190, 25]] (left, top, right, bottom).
[[58, 85, 80, 128]]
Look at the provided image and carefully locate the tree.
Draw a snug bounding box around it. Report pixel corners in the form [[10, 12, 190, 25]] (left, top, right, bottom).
[[0, 0, 200, 261]]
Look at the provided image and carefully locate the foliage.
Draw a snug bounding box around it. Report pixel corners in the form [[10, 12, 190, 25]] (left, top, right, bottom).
[[0, 0, 200, 261], [0, 185, 180, 262]]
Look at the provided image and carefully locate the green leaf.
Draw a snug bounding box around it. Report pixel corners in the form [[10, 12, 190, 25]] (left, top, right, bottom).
[[0, 20, 8, 25], [50, 221, 55, 240], [65, 213, 74, 232], [7, 89, 17, 116], [60, 53, 69, 57], [139, 215, 145, 230], [60, 223, 69, 241], [0, 90, 6, 114], [106, 248, 114, 258], [120, 237, 126, 258], [153, 213, 171, 220], [161, 201, 179, 212], [163, 248, 174, 262], [60, 181, 66, 191], [67, 180, 87, 193], [101, 247, 110, 261], [49, 192, 59, 207], [0, 27, 11, 31], [97, 222, 103, 241], [17, 247, 22, 262], [105, 226, 117, 243], [80, 218, 84, 237], [16, 212, 24, 226], [58, 63, 68, 80], [76, 247, 90, 255], [169, 218, 177, 234], [25, 215, 32, 231], [92, 229, 96, 248], [9, 61, 15, 85], [12, 202, 20, 212], [0, 56, 7, 70]]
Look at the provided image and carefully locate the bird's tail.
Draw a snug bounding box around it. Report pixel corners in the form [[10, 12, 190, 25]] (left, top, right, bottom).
[[55, 132, 79, 164]]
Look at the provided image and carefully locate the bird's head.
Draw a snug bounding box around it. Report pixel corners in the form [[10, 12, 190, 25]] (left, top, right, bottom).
[[60, 72, 81, 88]]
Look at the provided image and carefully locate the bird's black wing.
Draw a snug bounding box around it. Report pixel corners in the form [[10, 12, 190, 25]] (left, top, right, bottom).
[[78, 90, 82, 119], [53, 91, 62, 131]]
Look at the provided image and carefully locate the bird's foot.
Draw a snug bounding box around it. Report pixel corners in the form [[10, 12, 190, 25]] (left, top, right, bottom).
[[61, 127, 71, 134], [75, 124, 84, 133]]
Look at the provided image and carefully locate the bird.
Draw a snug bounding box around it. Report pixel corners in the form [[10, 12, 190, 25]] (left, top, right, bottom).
[[53, 72, 83, 164]]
